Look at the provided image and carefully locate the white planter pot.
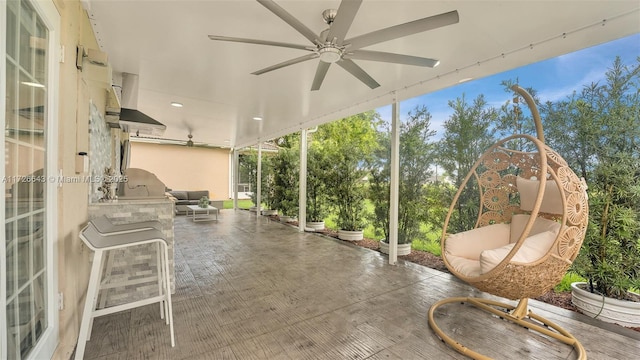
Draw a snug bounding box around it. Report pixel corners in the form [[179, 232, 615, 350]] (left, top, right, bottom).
[[571, 282, 640, 328], [279, 216, 296, 223], [338, 229, 363, 241], [261, 209, 278, 216], [306, 221, 325, 231], [380, 240, 411, 256]]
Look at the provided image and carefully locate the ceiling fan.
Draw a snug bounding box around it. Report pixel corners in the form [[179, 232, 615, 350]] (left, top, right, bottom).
[[208, 0, 459, 91]]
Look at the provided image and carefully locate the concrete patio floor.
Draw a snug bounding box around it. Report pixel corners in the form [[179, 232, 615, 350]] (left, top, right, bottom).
[[82, 210, 640, 359]]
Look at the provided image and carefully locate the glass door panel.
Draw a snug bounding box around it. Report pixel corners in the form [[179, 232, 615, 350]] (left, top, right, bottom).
[[3, 0, 54, 359]]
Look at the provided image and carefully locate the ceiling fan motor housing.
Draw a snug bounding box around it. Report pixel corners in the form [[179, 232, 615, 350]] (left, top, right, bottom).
[[318, 47, 342, 63]]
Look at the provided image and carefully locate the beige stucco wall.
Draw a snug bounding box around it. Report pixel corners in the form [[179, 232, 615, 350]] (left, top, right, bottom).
[[129, 142, 231, 200], [52, 1, 117, 358]]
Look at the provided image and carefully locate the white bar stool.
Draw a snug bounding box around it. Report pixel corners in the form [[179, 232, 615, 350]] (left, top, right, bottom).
[[74, 222, 175, 360], [88, 216, 168, 330], [90, 214, 163, 235]]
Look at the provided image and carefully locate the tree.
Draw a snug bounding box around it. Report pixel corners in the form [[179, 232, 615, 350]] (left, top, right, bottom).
[[306, 144, 330, 222], [570, 57, 640, 299], [321, 111, 381, 231], [540, 86, 602, 180], [436, 94, 497, 232], [369, 105, 436, 244], [240, 149, 274, 209], [494, 81, 541, 141], [271, 136, 300, 217]]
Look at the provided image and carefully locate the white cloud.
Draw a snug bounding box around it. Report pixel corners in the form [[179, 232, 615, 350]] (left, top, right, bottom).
[[537, 68, 606, 102]]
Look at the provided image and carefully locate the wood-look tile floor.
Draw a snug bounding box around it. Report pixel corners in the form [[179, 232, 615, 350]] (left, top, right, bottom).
[[83, 210, 640, 359]]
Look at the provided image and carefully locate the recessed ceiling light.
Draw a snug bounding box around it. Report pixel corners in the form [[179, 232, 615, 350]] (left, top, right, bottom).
[[458, 77, 473, 83], [170, 102, 183, 107], [252, 116, 263, 121]]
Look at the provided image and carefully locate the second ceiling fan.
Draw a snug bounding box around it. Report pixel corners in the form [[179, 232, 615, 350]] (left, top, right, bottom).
[[209, 0, 459, 91]]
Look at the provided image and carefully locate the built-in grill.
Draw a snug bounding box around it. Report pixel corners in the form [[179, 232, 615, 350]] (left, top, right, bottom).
[[118, 168, 167, 199]]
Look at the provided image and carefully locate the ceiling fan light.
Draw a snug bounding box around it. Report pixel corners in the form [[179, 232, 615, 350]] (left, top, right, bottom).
[[318, 47, 341, 63], [433, 60, 441, 67]]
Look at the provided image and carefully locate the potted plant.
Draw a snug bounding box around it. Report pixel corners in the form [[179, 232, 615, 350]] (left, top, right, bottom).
[[369, 106, 436, 255], [271, 144, 299, 222], [566, 62, 640, 327], [261, 172, 278, 216], [332, 160, 367, 240], [322, 112, 380, 241], [198, 196, 210, 208], [305, 145, 329, 230], [570, 152, 640, 327], [240, 149, 278, 215]]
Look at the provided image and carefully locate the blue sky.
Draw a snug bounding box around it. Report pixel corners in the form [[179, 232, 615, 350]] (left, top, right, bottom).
[[377, 33, 640, 137]]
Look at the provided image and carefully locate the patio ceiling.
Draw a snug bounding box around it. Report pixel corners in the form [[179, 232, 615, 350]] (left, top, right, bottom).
[[84, 1, 640, 149]]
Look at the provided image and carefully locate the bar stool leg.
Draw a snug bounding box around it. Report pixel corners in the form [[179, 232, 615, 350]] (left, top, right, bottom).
[[75, 249, 105, 360], [97, 250, 115, 310], [162, 242, 175, 347], [156, 242, 165, 320]]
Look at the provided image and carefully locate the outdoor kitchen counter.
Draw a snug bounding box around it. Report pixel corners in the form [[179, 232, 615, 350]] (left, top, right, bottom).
[[88, 198, 175, 307]]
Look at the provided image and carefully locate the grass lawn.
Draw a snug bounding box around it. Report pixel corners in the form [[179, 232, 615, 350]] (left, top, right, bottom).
[[222, 199, 254, 209]]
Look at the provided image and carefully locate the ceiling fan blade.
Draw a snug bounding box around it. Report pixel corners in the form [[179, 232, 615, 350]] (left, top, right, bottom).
[[325, 0, 362, 45], [345, 10, 459, 50], [257, 0, 318, 44], [252, 53, 318, 75], [208, 35, 311, 51], [337, 59, 380, 89], [311, 61, 331, 91], [346, 50, 439, 67]]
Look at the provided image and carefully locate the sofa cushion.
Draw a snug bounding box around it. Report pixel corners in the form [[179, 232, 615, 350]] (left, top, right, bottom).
[[188, 190, 210, 200], [509, 214, 561, 243], [479, 230, 557, 274], [170, 191, 189, 200]]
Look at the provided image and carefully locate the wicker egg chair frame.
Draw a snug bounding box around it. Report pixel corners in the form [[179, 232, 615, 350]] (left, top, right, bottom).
[[428, 86, 589, 359]]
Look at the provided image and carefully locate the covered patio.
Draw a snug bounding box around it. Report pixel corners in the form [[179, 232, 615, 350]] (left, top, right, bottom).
[[82, 210, 639, 359]]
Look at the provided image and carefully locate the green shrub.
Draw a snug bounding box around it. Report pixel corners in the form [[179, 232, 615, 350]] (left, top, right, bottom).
[[554, 272, 587, 293]]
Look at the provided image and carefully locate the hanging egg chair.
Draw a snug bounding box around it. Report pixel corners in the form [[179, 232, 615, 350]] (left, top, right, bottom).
[[428, 86, 589, 359]]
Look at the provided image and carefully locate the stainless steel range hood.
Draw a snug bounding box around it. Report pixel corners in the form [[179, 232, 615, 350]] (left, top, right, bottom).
[[116, 73, 166, 136], [119, 108, 166, 136]]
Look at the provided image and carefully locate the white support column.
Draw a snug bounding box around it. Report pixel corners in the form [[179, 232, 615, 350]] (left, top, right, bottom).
[[233, 148, 239, 210], [256, 143, 262, 214], [389, 95, 400, 265], [299, 129, 308, 232]]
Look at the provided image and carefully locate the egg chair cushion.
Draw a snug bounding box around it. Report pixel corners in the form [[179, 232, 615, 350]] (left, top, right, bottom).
[[509, 214, 561, 243], [447, 254, 482, 277], [479, 230, 557, 274], [445, 223, 510, 261], [517, 177, 563, 214]]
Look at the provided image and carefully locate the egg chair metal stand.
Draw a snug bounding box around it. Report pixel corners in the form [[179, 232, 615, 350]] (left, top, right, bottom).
[[428, 85, 589, 359]]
